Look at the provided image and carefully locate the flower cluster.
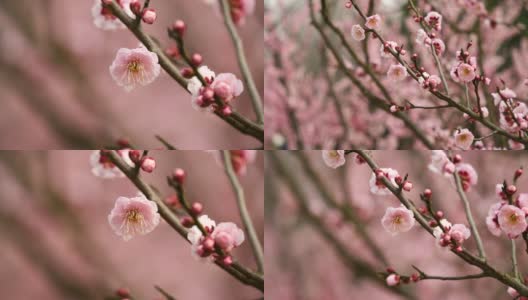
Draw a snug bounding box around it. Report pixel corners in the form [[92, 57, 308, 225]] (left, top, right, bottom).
[[486, 180, 528, 239], [187, 215, 245, 265], [91, 149, 157, 179], [432, 219, 471, 251], [428, 151, 477, 191], [187, 66, 244, 115]]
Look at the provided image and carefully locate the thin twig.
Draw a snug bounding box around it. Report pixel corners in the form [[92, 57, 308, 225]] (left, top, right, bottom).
[[219, 0, 264, 124], [222, 151, 264, 273]]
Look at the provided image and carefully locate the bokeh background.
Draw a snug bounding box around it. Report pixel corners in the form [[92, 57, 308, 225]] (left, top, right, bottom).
[[0, 1, 263, 149], [0, 150, 264, 299], [265, 150, 528, 300]]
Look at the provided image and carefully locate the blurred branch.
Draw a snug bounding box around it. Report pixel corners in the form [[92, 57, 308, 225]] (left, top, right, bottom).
[[219, 0, 264, 124], [222, 150, 264, 273]]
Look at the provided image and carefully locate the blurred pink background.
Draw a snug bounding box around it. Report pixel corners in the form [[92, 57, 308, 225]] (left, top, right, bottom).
[[266, 150, 528, 300], [0, 150, 263, 299], [0, 1, 263, 149]]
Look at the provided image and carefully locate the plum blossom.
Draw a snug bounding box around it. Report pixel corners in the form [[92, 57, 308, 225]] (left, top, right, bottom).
[[507, 287, 520, 298], [108, 194, 161, 241], [90, 150, 134, 179], [350, 25, 365, 41], [211, 73, 244, 102], [498, 205, 527, 238], [322, 150, 346, 169], [369, 168, 400, 196], [455, 163, 478, 191], [387, 64, 408, 81], [91, 0, 135, 31], [365, 14, 382, 30], [109, 47, 161, 92], [381, 206, 415, 235], [428, 150, 455, 176], [454, 63, 476, 83], [380, 41, 398, 58], [498, 101, 528, 133], [424, 11, 442, 31], [415, 29, 430, 45], [211, 222, 245, 252], [431, 38, 445, 56], [492, 88, 517, 105], [454, 128, 474, 150], [486, 202, 504, 236], [449, 224, 471, 244]]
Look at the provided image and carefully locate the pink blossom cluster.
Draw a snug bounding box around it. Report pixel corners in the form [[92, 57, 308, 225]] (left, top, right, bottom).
[[486, 182, 528, 239]]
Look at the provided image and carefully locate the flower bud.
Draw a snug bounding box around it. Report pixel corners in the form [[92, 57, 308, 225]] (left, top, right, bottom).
[[191, 53, 203, 66], [140, 156, 156, 173], [142, 8, 157, 24], [181, 216, 194, 228], [173, 168, 186, 184], [190, 202, 203, 215], [116, 288, 130, 298], [128, 150, 141, 164], [173, 20, 186, 36], [130, 0, 141, 15]]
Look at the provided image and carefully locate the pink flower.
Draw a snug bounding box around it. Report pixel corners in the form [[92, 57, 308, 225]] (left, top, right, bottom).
[[365, 14, 382, 30], [351, 24, 365, 41], [455, 63, 476, 83], [90, 150, 134, 179], [454, 128, 474, 150], [322, 150, 346, 169], [431, 38, 445, 55], [109, 47, 161, 92], [428, 150, 455, 176], [386, 274, 400, 286], [415, 29, 430, 45], [498, 205, 527, 238], [211, 222, 245, 252], [380, 41, 398, 58], [455, 163, 478, 191], [492, 88, 517, 105], [381, 206, 415, 235], [387, 64, 408, 81], [369, 168, 400, 196], [517, 194, 528, 212], [424, 11, 442, 31], [211, 73, 244, 102], [108, 194, 161, 241], [486, 202, 504, 236], [449, 224, 471, 244], [91, 0, 135, 30]]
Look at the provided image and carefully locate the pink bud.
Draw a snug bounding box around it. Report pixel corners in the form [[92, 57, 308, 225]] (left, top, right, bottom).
[[140, 156, 156, 173], [214, 82, 233, 100], [507, 185, 517, 195], [202, 87, 215, 101], [142, 8, 157, 24], [173, 168, 186, 184], [390, 105, 398, 113], [435, 210, 444, 218], [181, 216, 194, 228], [173, 20, 186, 36], [191, 53, 203, 66], [222, 255, 233, 266], [181, 67, 194, 78], [386, 274, 400, 286], [202, 237, 215, 251], [452, 154, 462, 163], [423, 189, 432, 198], [191, 202, 203, 215], [221, 106, 233, 116], [102, 0, 113, 5], [130, 0, 141, 15], [403, 181, 413, 192], [116, 288, 130, 298], [515, 168, 523, 180], [128, 150, 141, 164]]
